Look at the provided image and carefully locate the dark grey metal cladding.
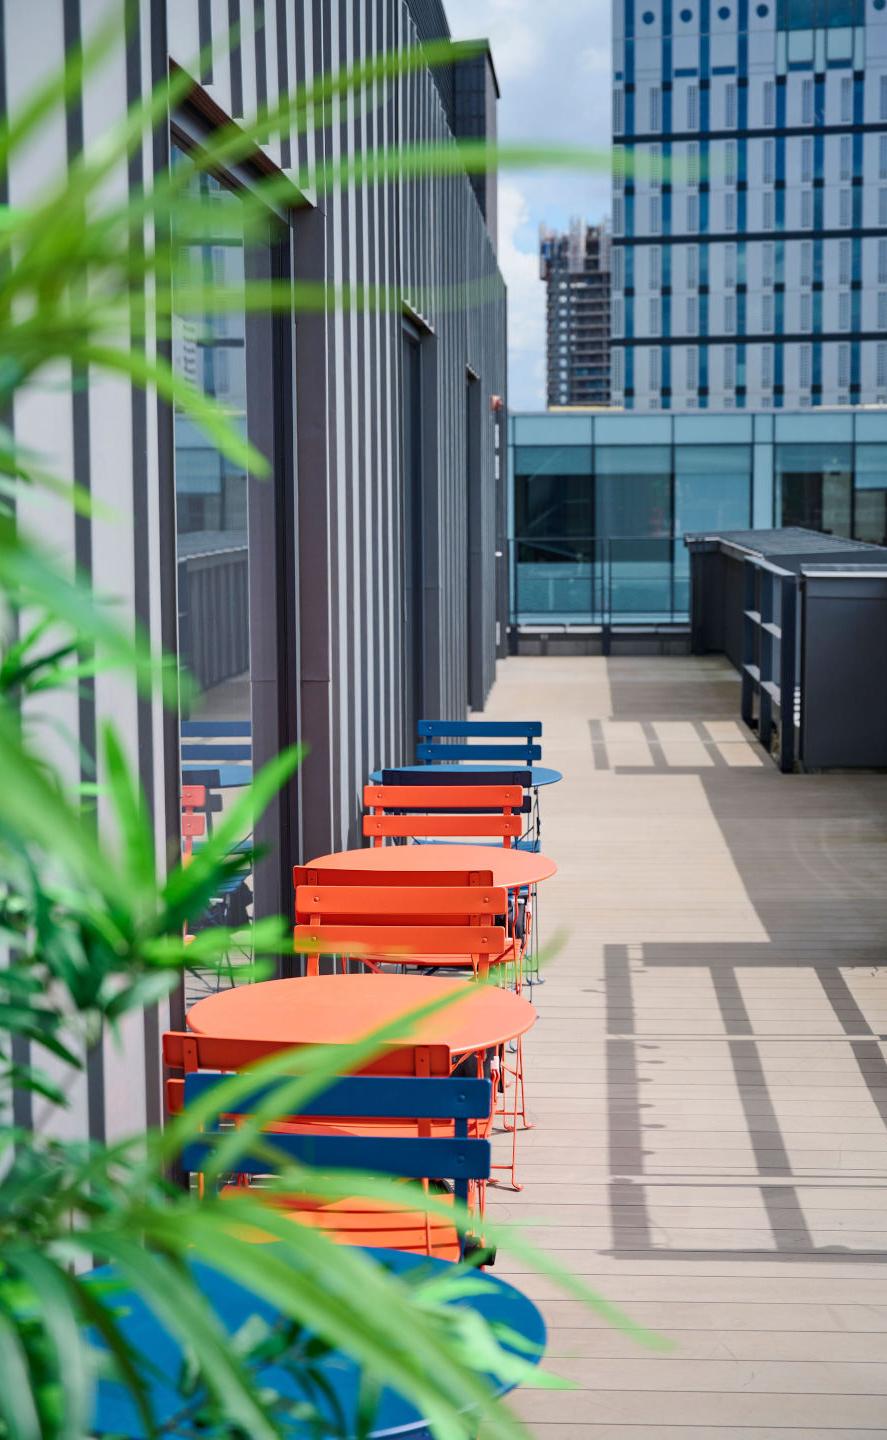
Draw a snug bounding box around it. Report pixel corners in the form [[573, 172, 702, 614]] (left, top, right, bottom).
[[800, 568, 887, 769], [689, 529, 887, 773], [0, 0, 506, 1143]]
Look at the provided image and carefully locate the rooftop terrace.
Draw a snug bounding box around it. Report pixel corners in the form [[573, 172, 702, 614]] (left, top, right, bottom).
[[483, 654, 887, 1437]]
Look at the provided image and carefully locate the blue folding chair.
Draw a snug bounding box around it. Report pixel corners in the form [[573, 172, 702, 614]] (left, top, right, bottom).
[[416, 720, 542, 765], [175, 1071, 493, 1262], [181, 719, 253, 788]]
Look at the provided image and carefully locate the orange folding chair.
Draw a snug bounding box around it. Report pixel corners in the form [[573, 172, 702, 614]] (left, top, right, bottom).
[[293, 878, 516, 980], [181, 784, 207, 861], [362, 784, 524, 848]]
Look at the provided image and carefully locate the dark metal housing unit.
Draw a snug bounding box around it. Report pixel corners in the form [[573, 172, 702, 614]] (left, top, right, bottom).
[[687, 528, 887, 771]]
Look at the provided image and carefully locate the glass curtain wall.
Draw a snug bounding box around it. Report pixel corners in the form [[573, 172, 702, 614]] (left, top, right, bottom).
[[673, 445, 752, 612], [401, 319, 428, 753], [172, 149, 269, 989], [509, 415, 887, 626], [595, 446, 672, 618], [512, 444, 594, 618], [854, 445, 887, 546], [775, 442, 853, 535]]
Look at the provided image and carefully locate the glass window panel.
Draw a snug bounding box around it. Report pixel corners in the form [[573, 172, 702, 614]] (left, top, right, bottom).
[[172, 147, 259, 960], [854, 443, 887, 543], [764, 79, 776, 126], [514, 447, 593, 546], [674, 446, 750, 526], [775, 442, 852, 534], [672, 445, 752, 608], [595, 446, 671, 538], [513, 445, 593, 478]]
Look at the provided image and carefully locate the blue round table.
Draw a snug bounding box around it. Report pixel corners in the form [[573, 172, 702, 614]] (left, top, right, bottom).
[[90, 1247, 546, 1438], [369, 764, 562, 787]]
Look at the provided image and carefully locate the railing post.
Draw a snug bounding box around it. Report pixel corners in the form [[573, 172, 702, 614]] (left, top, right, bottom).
[[602, 539, 612, 655], [741, 558, 756, 729], [779, 573, 797, 773]]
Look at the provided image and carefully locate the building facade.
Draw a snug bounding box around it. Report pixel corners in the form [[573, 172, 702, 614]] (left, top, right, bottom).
[[611, 0, 887, 411], [540, 220, 612, 407], [509, 407, 887, 622], [6, 0, 506, 1144]]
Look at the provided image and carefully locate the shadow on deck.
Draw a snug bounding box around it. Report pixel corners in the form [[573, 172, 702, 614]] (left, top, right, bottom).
[[483, 654, 887, 1438]]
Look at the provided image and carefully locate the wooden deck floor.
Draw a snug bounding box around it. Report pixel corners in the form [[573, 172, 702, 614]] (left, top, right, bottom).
[[483, 655, 887, 1439]]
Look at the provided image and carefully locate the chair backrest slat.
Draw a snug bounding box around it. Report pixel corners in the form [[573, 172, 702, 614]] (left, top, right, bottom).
[[295, 922, 508, 957], [162, 1030, 453, 1076], [181, 721, 252, 737], [417, 742, 541, 762], [294, 864, 495, 891], [295, 884, 507, 918], [364, 815, 521, 839], [181, 1133, 491, 1182], [418, 721, 542, 739], [364, 784, 522, 809], [181, 1071, 492, 1120], [181, 743, 253, 762], [381, 768, 533, 787]]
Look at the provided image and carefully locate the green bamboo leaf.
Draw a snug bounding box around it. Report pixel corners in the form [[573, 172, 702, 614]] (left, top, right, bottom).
[[66, 1268, 157, 1439], [72, 341, 270, 478], [9, 1251, 91, 1440], [130, 1206, 518, 1440], [142, 916, 287, 968], [0, 706, 112, 894], [1, 1063, 67, 1106], [103, 970, 179, 1021], [83, 1235, 283, 1440], [0, 530, 182, 708], [0, 1304, 42, 1440], [161, 746, 305, 912]]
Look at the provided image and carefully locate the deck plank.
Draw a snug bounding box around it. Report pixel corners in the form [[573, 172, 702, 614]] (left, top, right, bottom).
[[482, 656, 887, 1436]]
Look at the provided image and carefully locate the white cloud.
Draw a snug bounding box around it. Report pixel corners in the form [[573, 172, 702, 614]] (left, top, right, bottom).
[[497, 180, 545, 409], [445, 0, 614, 409], [444, 0, 539, 80], [581, 44, 611, 75]]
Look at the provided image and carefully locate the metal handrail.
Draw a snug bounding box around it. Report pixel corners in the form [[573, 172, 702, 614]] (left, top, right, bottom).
[[510, 534, 687, 627]]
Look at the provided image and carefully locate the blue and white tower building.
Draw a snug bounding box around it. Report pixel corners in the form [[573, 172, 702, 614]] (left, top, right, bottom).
[[611, 0, 887, 409]]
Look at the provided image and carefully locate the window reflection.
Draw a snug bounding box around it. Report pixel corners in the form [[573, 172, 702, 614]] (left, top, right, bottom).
[[172, 150, 254, 970], [854, 444, 887, 546], [595, 446, 671, 538], [513, 446, 593, 560], [673, 444, 752, 614], [776, 442, 852, 535]]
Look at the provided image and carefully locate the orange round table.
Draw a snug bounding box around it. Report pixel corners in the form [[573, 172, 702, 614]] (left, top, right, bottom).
[[304, 844, 556, 888], [186, 974, 537, 1058]]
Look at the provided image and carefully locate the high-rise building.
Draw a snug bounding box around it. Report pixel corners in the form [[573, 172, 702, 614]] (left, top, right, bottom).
[[540, 220, 612, 407], [611, 0, 887, 410]]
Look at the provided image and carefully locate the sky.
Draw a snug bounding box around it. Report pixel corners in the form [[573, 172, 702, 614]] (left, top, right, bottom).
[[445, 0, 613, 410]]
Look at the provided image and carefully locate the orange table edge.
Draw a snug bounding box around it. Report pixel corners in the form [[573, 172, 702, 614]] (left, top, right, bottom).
[[186, 974, 537, 1058], [303, 844, 556, 888]]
